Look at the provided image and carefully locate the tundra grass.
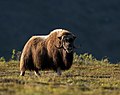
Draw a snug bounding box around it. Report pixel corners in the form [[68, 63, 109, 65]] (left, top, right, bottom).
[[0, 60, 120, 95]]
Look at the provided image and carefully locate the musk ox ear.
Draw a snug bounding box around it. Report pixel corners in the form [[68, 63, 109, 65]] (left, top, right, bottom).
[[73, 35, 76, 39], [72, 34, 76, 40]]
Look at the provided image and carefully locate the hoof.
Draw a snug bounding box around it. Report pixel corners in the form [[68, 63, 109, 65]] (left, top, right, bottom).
[[20, 71, 25, 76], [34, 71, 40, 77]]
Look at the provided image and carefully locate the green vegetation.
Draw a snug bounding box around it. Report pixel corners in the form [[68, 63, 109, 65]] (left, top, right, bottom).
[[11, 49, 16, 60], [0, 57, 6, 63], [11, 49, 21, 61], [0, 53, 120, 95]]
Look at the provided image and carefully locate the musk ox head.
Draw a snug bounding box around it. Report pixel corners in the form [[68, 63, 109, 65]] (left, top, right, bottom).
[[56, 30, 76, 53]]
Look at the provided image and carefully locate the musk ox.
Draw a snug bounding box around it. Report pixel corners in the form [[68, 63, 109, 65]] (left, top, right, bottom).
[[20, 29, 76, 76]]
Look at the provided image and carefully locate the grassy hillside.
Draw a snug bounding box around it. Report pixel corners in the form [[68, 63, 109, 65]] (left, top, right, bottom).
[[0, 54, 120, 95]]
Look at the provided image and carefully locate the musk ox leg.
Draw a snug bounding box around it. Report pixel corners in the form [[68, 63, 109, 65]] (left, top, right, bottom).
[[56, 67, 62, 76], [20, 64, 26, 76], [20, 71, 25, 76], [34, 69, 40, 76]]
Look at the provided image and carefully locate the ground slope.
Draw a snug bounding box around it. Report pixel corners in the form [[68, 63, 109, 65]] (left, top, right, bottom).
[[0, 60, 120, 95]]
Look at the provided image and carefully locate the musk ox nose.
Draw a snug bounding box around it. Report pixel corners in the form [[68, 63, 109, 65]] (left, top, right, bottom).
[[66, 46, 74, 53]]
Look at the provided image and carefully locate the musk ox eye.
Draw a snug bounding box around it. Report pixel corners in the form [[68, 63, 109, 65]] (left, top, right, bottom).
[[65, 39, 69, 42], [69, 38, 74, 42], [67, 38, 74, 42], [64, 38, 73, 42], [65, 39, 70, 42]]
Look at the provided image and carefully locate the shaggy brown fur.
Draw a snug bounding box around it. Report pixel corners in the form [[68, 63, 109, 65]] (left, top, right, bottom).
[[20, 29, 76, 76]]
